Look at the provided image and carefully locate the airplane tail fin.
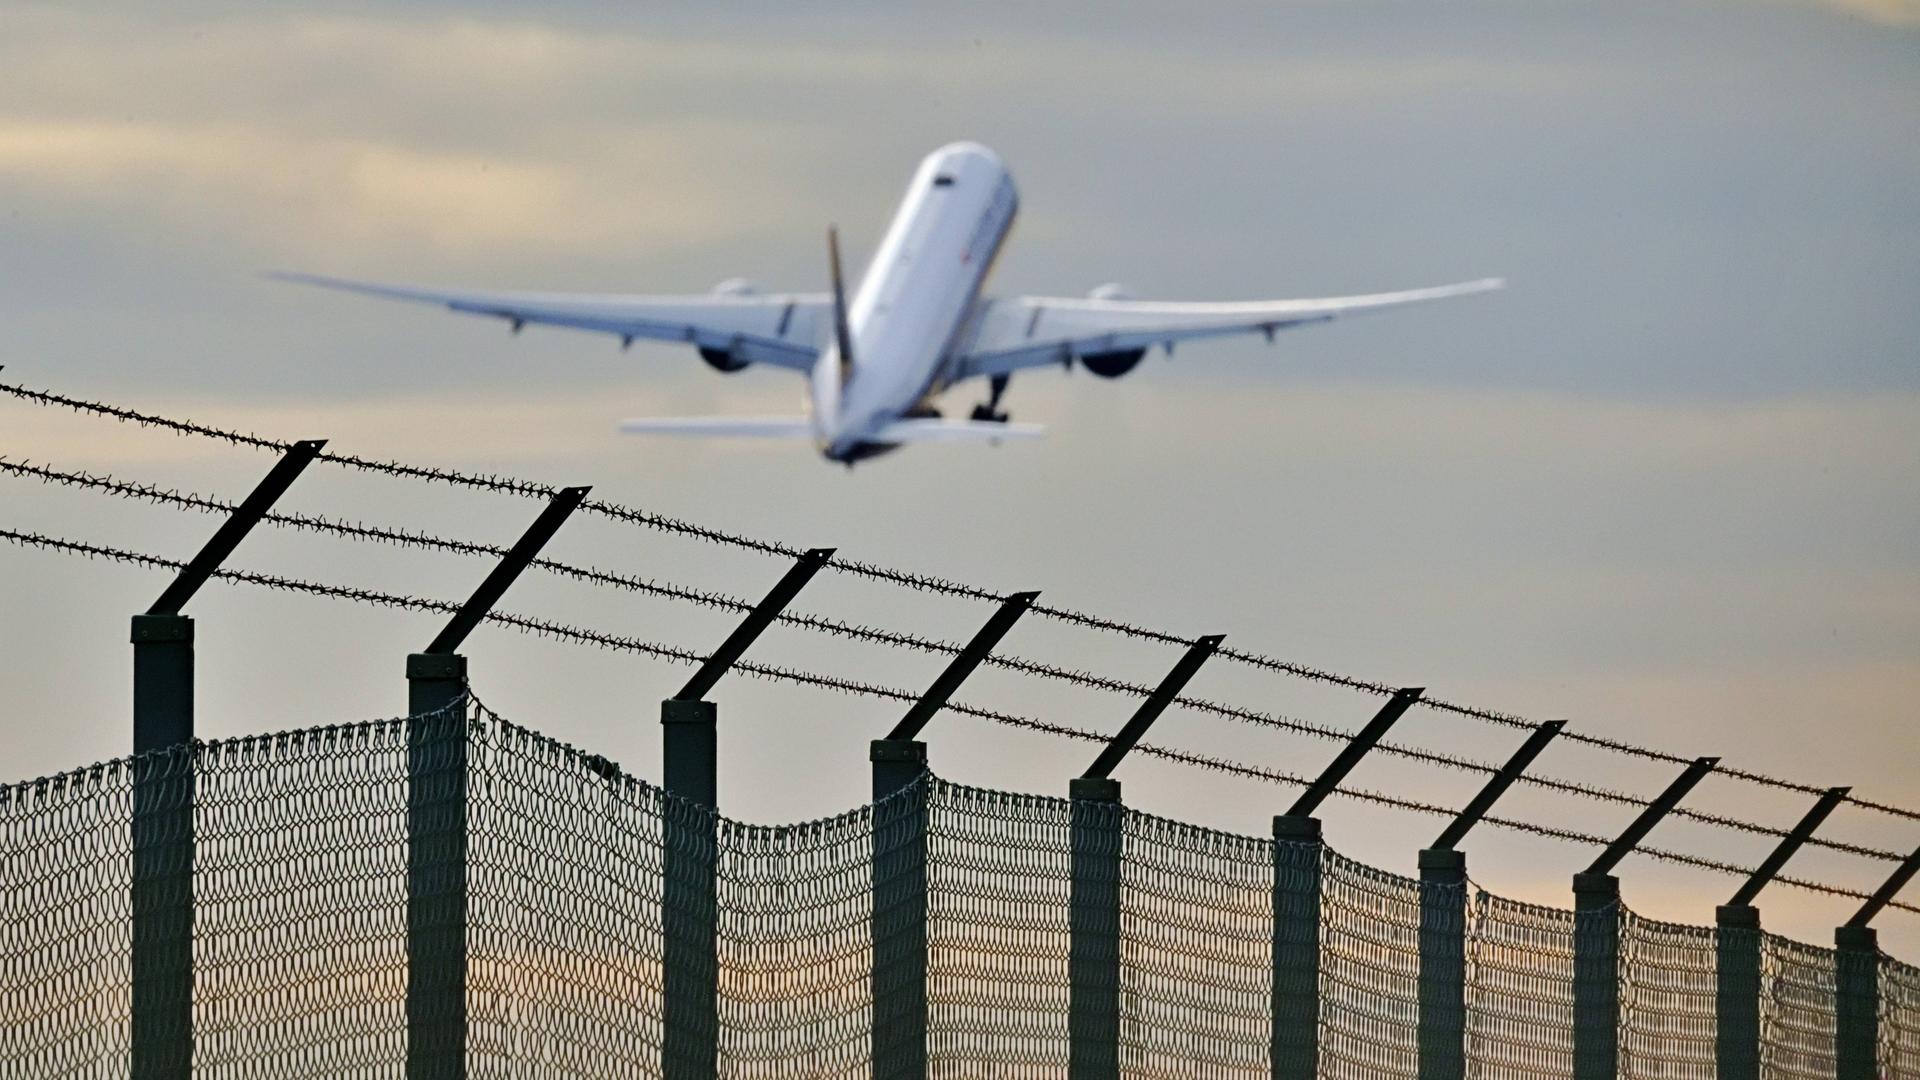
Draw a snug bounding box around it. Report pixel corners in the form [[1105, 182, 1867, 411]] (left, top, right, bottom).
[[618, 417, 816, 437], [827, 226, 855, 384]]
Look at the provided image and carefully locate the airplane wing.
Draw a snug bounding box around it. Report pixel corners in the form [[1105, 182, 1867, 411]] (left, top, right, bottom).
[[949, 278, 1504, 381], [270, 272, 830, 374]]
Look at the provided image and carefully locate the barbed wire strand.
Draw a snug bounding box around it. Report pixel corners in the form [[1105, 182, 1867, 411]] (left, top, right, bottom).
[[0, 522, 1912, 917], [2, 377, 1913, 827], [5, 454, 1906, 866]]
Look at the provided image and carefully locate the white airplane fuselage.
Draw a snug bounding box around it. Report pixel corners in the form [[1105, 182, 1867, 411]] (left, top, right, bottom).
[[811, 143, 1018, 462]]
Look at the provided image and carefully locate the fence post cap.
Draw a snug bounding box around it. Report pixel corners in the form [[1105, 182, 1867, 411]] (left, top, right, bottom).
[[1572, 871, 1620, 896], [1069, 776, 1121, 804], [406, 651, 465, 679], [1836, 924, 1878, 951], [870, 738, 927, 763], [1272, 813, 1321, 840], [660, 697, 717, 725], [1715, 903, 1761, 929], [1419, 847, 1467, 874], [131, 612, 193, 643]]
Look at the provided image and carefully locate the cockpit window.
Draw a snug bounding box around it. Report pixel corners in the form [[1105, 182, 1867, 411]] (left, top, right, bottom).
[[932, 175, 956, 187]]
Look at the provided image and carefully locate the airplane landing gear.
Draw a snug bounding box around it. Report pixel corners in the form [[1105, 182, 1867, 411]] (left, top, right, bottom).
[[970, 373, 1011, 423]]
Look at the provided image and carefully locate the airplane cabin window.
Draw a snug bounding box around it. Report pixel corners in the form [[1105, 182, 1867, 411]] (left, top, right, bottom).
[[932, 175, 956, 187]]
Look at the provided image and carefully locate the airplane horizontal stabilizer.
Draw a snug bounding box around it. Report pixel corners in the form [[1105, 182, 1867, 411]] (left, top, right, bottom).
[[618, 417, 816, 437], [872, 418, 1046, 443]]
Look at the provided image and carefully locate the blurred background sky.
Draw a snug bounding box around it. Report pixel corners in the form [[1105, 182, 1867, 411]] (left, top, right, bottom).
[[2, 0, 1917, 952]]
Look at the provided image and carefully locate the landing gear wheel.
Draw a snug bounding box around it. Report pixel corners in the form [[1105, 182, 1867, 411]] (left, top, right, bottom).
[[972, 373, 1012, 424]]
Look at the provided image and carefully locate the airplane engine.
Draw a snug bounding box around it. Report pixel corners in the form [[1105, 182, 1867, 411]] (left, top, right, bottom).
[[698, 347, 751, 373], [698, 279, 760, 371], [1078, 283, 1145, 378], [1078, 349, 1147, 378]]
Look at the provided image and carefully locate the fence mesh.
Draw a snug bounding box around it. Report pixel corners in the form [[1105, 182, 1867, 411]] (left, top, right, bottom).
[[464, 715, 667, 1076], [1318, 850, 1422, 1078], [1760, 932, 1839, 1078], [1619, 912, 1717, 1079], [4, 708, 1920, 1077], [925, 780, 1073, 1077], [1889, 957, 1920, 1080], [715, 805, 876, 1076], [1117, 808, 1272, 1077], [1466, 891, 1579, 1078], [195, 722, 412, 1077], [1, 753, 137, 1076]]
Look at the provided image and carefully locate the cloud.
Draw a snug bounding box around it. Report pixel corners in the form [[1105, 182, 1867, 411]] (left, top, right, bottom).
[[0, 117, 777, 260], [0, 10, 1604, 266], [1819, 0, 1920, 24], [0, 15, 852, 262]]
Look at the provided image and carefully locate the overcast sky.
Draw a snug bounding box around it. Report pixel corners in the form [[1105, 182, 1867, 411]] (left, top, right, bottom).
[[2, 0, 1917, 953]]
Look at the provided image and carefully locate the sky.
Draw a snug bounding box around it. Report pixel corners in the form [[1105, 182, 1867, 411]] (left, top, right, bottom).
[[1, 0, 1917, 956]]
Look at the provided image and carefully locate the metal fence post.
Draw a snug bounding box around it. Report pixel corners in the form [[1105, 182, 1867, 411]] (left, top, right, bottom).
[[1714, 904, 1760, 1080], [1834, 925, 1879, 1080], [1067, 634, 1220, 1080], [661, 548, 831, 1080], [869, 591, 1034, 1080], [1711, 786, 1847, 1080], [1271, 813, 1322, 1080], [1573, 871, 1621, 1080], [405, 485, 587, 1080], [1268, 686, 1421, 1080], [1419, 718, 1562, 1080], [406, 652, 469, 1080], [129, 437, 323, 1080], [1572, 755, 1717, 1080], [131, 613, 195, 1080], [1418, 848, 1467, 1080], [870, 738, 928, 1080], [662, 697, 719, 1080], [1070, 775, 1124, 1080], [1833, 839, 1920, 1080]]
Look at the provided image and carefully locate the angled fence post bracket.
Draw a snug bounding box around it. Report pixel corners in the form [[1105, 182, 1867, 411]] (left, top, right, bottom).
[[132, 437, 324, 1080], [662, 546, 831, 1080], [1419, 718, 1562, 1080], [870, 591, 1035, 1080], [406, 483, 588, 1080], [1574, 755, 1717, 1080], [1069, 633, 1221, 1080]]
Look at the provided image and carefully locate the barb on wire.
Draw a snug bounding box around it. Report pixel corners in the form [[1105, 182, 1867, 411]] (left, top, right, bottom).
[[3, 375, 1915, 828]]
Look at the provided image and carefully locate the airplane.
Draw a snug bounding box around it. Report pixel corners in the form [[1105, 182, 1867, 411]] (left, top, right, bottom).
[[274, 141, 1502, 465]]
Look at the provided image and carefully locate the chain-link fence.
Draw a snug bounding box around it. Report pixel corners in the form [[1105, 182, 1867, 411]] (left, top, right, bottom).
[[4, 707, 1917, 1077]]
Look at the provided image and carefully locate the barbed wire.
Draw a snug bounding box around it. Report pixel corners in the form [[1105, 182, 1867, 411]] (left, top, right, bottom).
[[5, 453, 1905, 867], [1, 376, 1914, 828], [0, 522, 1912, 917]]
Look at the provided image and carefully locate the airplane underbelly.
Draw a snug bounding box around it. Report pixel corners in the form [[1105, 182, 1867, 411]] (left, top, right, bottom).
[[838, 150, 1016, 440], [847, 264, 979, 424], [845, 324, 950, 424]]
